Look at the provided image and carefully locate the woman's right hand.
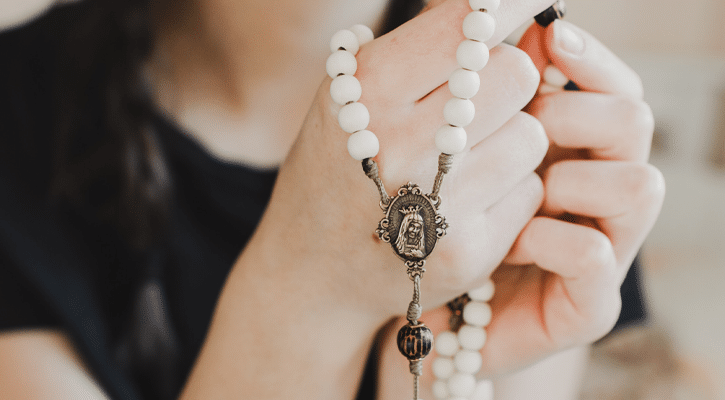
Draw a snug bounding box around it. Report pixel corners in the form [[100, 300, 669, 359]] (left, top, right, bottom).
[[182, 1, 554, 398], [260, 0, 553, 320]]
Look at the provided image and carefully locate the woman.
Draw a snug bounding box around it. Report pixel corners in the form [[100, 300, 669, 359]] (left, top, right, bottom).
[[0, 0, 663, 398]]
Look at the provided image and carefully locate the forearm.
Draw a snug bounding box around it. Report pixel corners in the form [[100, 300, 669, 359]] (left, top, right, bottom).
[[179, 231, 385, 399], [492, 345, 590, 400]]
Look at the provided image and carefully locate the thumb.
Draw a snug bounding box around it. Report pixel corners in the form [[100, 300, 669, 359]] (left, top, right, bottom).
[[520, 19, 644, 99]]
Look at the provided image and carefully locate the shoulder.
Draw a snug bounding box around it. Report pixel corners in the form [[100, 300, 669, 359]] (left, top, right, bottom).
[[0, 9, 63, 188]]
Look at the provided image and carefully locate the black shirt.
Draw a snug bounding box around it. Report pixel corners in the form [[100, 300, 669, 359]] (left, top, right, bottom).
[[0, 4, 646, 400], [0, 9, 276, 398]]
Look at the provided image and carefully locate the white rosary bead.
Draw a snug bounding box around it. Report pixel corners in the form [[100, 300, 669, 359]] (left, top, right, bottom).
[[435, 331, 460, 357], [457, 324, 487, 351], [463, 301, 492, 327], [330, 29, 360, 55], [432, 380, 449, 399], [435, 125, 467, 155], [472, 380, 495, 400], [432, 357, 456, 379], [456, 40, 490, 71], [462, 11, 496, 43], [454, 350, 483, 374], [447, 372, 477, 397], [348, 24, 375, 46], [468, 279, 495, 302], [337, 102, 370, 133], [448, 68, 480, 99], [469, 0, 500, 12], [347, 130, 379, 160], [326, 50, 357, 79], [444, 98, 475, 127], [543, 64, 569, 87], [330, 75, 362, 105]]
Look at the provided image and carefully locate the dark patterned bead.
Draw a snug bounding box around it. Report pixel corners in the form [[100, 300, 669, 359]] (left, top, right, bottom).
[[534, 0, 567, 27], [397, 322, 433, 361]]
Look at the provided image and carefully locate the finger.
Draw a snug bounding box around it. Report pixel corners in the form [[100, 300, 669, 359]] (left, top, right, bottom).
[[480, 217, 622, 372], [541, 160, 665, 267], [516, 21, 549, 73], [455, 112, 548, 208], [415, 44, 540, 149], [545, 20, 644, 99], [356, 0, 554, 104], [503, 217, 622, 345], [429, 171, 544, 296], [528, 91, 655, 161], [477, 172, 544, 273]]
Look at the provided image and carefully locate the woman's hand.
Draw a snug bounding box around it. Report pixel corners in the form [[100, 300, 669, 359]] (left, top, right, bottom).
[[254, 0, 559, 322], [377, 17, 664, 400], [183, 1, 559, 399], [485, 18, 664, 369]]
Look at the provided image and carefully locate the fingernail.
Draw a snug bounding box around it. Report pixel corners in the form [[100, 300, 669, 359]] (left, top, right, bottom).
[[554, 20, 585, 56]]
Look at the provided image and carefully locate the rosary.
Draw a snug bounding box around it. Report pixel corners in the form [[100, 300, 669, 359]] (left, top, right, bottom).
[[326, 1, 566, 398]]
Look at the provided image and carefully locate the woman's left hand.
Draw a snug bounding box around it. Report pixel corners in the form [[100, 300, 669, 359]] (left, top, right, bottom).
[[487, 18, 664, 369], [377, 18, 665, 399]]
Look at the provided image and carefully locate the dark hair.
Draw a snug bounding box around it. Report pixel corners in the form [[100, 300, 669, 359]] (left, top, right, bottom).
[[53, 0, 169, 250], [51, 0, 424, 251]]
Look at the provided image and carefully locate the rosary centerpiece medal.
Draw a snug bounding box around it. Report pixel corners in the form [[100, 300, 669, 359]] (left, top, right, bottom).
[[377, 182, 448, 276], [377, 181, 448, 378], [360, 153, 455, 394]]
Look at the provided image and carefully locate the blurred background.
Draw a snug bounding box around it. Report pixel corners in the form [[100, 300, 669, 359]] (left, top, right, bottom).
[[521, 0, 725, 398]]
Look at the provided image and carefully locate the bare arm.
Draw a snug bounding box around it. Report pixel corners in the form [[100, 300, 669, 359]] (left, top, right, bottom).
[[0, 0, 73, 31], [0, 330, 109, 399]]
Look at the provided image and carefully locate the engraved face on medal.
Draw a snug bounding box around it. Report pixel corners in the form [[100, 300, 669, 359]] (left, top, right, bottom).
[[376, 183, 448, 262], [397, 206, 425, 258]]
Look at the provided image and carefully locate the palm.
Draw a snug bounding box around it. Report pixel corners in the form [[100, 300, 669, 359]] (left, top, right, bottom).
[[482, 264, 577, 374]]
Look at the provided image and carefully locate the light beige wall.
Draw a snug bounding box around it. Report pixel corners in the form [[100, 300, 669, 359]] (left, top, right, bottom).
[[564, 0, 725, 55]]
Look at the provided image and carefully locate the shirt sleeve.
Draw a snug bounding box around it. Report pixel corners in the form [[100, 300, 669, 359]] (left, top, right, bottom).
[[0, 250, 60, 330]]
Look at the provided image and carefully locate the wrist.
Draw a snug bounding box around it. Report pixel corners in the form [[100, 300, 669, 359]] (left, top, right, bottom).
[[182, 233, 387, 399]]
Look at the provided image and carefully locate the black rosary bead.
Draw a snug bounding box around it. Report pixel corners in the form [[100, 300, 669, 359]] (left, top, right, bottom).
[[534, 0, 567, 27], [397, 322, 434, 361]]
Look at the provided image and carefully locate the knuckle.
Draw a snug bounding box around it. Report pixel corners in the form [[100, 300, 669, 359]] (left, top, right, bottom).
[[507, 113, 549, 174], [618, 97, 655, 140], [518, 112, 549, 165], [499, 45, 540, 101], [573, 230, 616, 278], [624, 163, 666, 207]]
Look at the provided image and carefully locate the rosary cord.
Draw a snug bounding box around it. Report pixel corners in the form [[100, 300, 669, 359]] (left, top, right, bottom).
[[430, 153, 454, 201], [407, 274, 423, 325], [362, 158, 391, 206], [412, 275, 421, 307]]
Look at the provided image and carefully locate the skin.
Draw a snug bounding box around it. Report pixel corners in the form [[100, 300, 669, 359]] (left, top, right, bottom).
[[377, 13, 663, 399], [0, 0, 664, 399]]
